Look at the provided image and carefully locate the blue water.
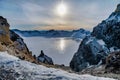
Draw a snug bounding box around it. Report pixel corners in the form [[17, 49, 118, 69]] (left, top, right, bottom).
[[23, 37, 80, 66]]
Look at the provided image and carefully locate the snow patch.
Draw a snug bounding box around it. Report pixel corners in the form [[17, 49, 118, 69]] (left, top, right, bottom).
[[85, 37, 94, 44], [97, 40, 105, 46], [0, 52, 116, 80]]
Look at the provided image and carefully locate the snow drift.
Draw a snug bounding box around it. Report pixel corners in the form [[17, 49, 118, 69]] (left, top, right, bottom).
[[0, 52, 116, 80]]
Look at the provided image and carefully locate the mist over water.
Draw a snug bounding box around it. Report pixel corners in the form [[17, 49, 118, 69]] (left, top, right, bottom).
[[23, 37, 80, 66]]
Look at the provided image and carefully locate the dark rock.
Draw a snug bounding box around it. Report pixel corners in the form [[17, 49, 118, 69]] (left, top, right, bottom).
[[115, 4, 120, 12], [10, 30, 29, 53], [37, 50, 54, 65], [105, 51, 120, 73], [0, 16, 12, 46], [70, 4, 120, 72], [33, 55, 36, 59], [10, 30, 22, 41], [70, 36, 109, 72], [92, 5, 120, 48]]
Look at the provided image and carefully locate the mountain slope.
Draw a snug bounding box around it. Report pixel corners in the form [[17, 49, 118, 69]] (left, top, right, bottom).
[[92, 4, 120, 48], [13, 29, 90, 39], [0, 52, 115, 80], [70, 4, 120, 72], [0, 16, 37, 64]]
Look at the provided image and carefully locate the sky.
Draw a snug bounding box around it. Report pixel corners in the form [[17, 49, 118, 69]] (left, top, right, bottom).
[[0, 0, 119, 30]]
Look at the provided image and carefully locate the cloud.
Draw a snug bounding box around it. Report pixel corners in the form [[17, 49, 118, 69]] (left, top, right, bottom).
[[0, 0, 119, 30], [21, 2, 45, 24], [33, 24, 79, 30]]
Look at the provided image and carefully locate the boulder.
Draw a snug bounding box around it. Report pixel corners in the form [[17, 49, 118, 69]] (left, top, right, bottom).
[[37, 50, 54, 65], [70, 36, 109, 72]]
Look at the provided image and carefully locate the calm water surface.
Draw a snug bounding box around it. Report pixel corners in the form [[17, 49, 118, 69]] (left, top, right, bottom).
[[23, 37, 80, 66]]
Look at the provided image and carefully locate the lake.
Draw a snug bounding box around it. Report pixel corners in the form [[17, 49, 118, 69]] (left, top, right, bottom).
[[23, 37, 81, 66]]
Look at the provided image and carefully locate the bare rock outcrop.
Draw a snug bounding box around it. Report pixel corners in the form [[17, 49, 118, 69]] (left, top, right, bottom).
[[115, 4, 120, 12], [105, 51, 120, 73], [70, 4, 120, 72], [70, 36, 109, 72], [92, 4, 120, 48], [37, 50, 54, 65], [0, 16, 12, 44], [0, 16, 37, 63]]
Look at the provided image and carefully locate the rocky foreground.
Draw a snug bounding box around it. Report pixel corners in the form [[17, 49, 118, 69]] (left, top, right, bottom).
[[0, 52, 116, 80]]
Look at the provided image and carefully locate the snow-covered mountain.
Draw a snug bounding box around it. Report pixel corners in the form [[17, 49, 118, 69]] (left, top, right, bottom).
[[12, 29, 90, 39], [70, 4, 120, 72], [0, 51, 115, 80], [92, 4, 120, 48], [71, 29, 90, 39]]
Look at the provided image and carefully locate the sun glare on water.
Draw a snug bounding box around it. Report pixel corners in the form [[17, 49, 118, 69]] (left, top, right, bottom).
[[59, 38, 65, 51]]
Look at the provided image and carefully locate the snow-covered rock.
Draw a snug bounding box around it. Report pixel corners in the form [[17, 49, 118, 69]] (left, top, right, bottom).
[[0, 52, 115, 80], [37, 50, 54, 65], [92, 4, 120, 48], [70, 4, 120, 72], [70, 36, 109, 72], [71, 29, 90, 39]]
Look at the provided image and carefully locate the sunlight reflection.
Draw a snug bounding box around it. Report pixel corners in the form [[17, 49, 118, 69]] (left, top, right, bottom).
[[59, 38, 65, 51]]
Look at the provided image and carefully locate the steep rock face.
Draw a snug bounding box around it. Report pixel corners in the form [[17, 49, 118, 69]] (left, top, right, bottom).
[[0, 16, 12, 44], [0, 16, 37, 63], [115, 4, 120, 12], [8, 30, 36, 62], [92, 4, 120, 48], [70, 36, 109, 71], [70, 4, 120, 72]]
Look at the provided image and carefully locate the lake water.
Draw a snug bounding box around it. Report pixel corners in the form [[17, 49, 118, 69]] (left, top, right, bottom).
[[23, 37, 80, 66]]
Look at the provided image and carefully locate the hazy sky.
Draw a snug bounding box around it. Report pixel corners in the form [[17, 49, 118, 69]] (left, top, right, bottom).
[[0, 0, 119, 30]]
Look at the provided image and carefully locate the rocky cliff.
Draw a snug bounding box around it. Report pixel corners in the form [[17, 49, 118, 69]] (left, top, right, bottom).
[[0, 16, 37, 63], [0, 16, 12, 51], [115, 4, 120, 12], [92, 4, 120, 48], [70, 4, 120, 72]]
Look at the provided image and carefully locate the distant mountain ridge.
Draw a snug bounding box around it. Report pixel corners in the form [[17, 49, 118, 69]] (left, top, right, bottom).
[[12, 29, 90, 39]]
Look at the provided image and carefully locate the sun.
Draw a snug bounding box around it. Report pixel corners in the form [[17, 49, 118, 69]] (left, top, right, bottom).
[[56, 2, 68, 17]]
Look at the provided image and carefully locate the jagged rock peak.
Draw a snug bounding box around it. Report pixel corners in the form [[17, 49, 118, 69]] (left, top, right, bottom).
[[0, 16, 10, 27], [115, 4, 120, 12], [0, 16, 12, 46], [70, 4, 120, 72], [0, 16, 4, 19], [0, 16, 38, 64]]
